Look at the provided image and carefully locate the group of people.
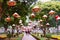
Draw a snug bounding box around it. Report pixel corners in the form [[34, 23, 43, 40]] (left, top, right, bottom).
[[0, 24, 60, 36]]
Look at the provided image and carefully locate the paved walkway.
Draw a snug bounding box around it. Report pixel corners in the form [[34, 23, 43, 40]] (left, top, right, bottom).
[[22, 33, 37, 40]]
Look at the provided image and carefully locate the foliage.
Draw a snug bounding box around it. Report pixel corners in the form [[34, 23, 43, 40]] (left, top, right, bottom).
[[0, 0, 35, 27], [0, 1, 60, 27], [31, 1, 60, 27], [0, 0, 3, 2]]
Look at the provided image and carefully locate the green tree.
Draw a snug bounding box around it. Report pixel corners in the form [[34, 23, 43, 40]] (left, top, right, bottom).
[[31, 1, 60, 36], [0, 0, 36, 27]]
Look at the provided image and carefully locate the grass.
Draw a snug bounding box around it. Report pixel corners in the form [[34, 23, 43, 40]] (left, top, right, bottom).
[[31, 33, 41, 40], [31, 33, 48, 40], [0, 33, 24, 40], [31, 33, 60, 40]]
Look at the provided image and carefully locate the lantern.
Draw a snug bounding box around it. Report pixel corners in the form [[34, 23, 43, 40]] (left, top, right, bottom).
[[28, 23, 31, 26], [49, 10, 55, 15], [13, 12, 20, 18], [19, 20, 22, 23], [30, 13, 35, 18], [32, 6, 40, 12], [12, 24, 15, 26], [56, 17, 60, 21], [40, 24, 43, 27], [55, 15, 59, 21], [46, 23, 50, 27], [55, 15, 59, 19], [40, 19, 43, 23], [7, 0, 16, 6], [43, 15, 47, 18], [5, 16, 11, 22], [20, 23, 23, 26]]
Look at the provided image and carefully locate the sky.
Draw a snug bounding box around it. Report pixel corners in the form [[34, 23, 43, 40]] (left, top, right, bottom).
[[37, 0, 51, 3]]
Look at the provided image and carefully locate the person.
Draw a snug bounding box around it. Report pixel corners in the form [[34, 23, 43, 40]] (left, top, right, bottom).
[[7, 31, 12, 40], [14, 29, 17, 37]]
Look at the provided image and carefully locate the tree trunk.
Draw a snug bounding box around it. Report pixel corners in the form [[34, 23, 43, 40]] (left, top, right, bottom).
[[0, 2, 3, 19], [43, 27, 46, 37], [47, 27, 50, 33]]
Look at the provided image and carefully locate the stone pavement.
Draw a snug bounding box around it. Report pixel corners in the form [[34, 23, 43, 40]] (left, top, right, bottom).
[[22, 33, 36, 40]]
